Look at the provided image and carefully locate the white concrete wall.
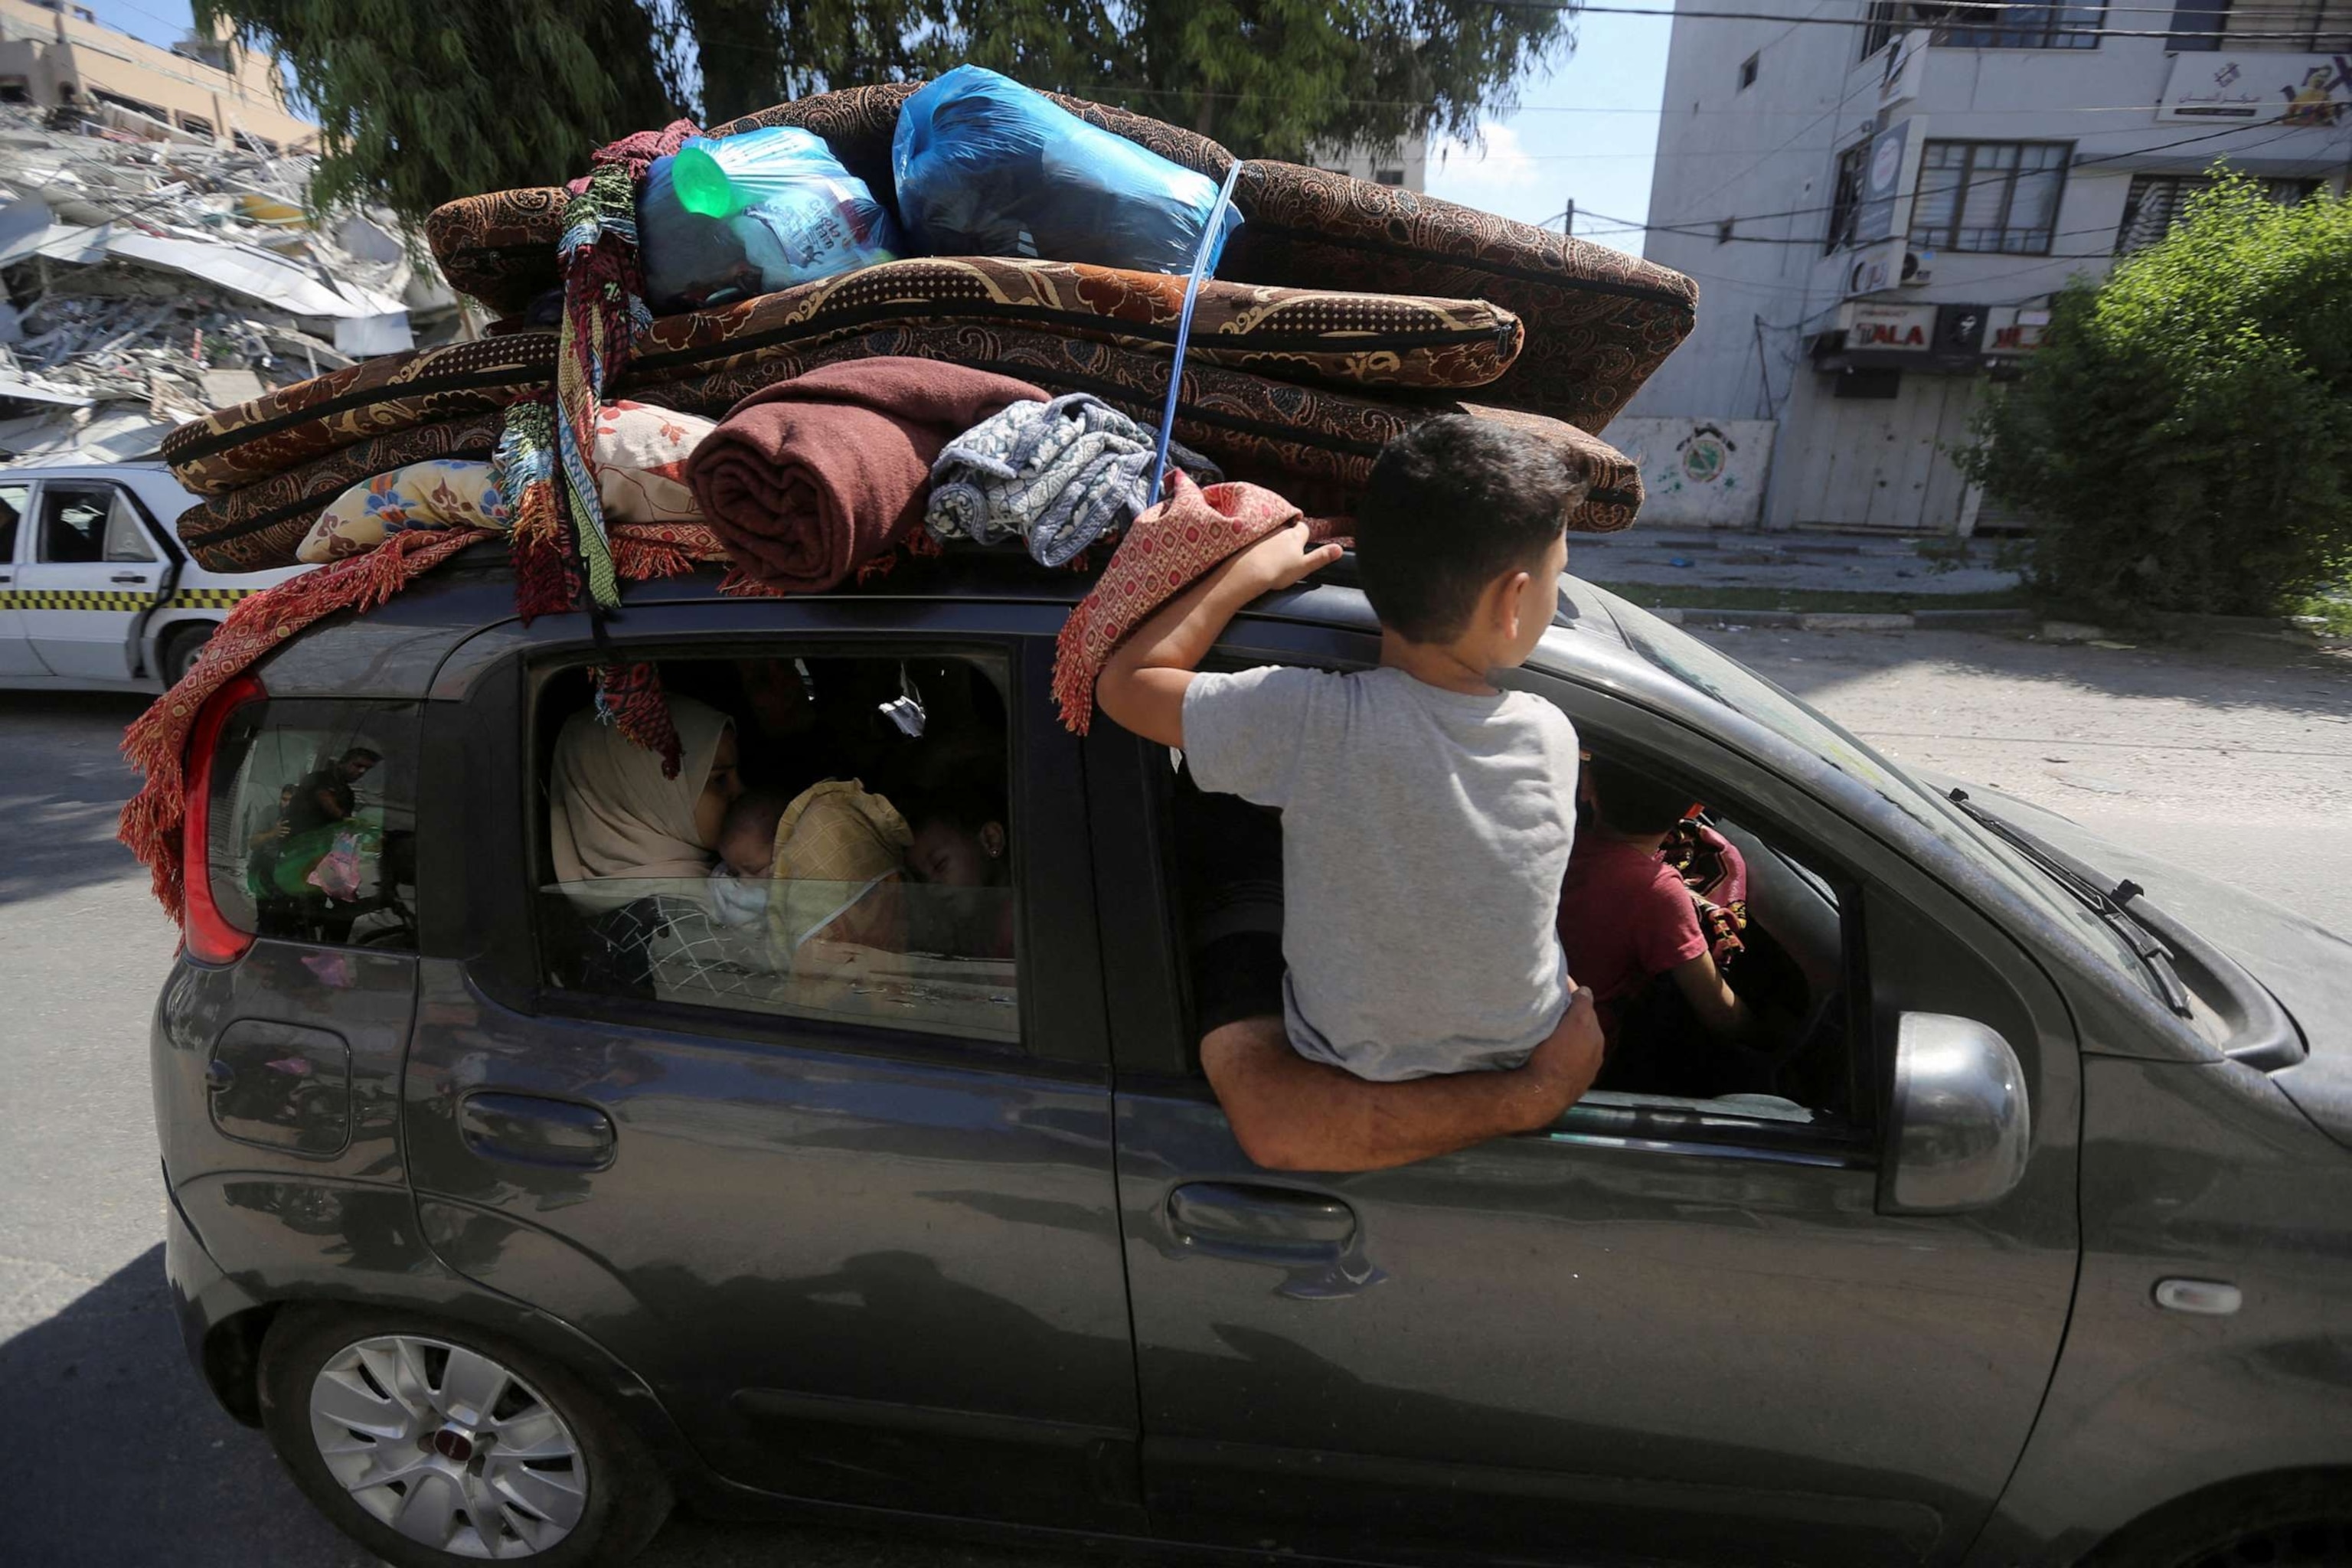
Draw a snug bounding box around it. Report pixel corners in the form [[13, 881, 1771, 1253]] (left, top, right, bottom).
[[1608, 416, 1777, 527], [1627, 1, 2351, 532]]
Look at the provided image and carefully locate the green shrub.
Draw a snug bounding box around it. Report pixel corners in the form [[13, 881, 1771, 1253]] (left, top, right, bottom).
[[1962, 173, 2352, 619]]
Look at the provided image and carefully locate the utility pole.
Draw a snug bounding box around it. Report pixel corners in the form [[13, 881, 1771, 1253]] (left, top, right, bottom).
[[1563, 200, 1574, 237]]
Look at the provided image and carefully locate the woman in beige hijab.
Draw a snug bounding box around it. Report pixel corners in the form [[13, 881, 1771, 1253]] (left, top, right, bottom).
[[549, 694, 743, 899]]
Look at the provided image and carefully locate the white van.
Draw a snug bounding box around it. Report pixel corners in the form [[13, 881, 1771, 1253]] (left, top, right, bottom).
[[0, 459, 304, 691]]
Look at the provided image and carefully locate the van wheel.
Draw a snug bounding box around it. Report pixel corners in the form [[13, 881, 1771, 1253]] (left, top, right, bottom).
[[2085, 1473, 2352, 1567], [259, 1308, 672, 1567], [160, 623, 213, 685]]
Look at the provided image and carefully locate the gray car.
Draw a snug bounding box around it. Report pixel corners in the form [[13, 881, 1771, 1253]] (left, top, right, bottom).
[[152, 546, 2352, 1568]]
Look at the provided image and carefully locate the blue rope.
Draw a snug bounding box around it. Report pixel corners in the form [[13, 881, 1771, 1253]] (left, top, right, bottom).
[[1145, 161, 1245, 506]]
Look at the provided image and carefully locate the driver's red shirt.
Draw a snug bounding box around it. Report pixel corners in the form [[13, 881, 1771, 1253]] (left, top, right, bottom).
[[1555, 836, 1709, 1032]]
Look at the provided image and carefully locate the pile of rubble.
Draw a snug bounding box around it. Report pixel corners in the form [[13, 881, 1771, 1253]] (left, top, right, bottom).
[[0, 103, 470, 466]]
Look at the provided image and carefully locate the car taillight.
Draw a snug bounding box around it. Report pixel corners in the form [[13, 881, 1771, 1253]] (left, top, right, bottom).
[[181, 671, 265, 965]]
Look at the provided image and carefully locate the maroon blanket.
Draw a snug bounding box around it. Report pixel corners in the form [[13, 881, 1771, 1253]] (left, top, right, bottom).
[[688, 357, 1044, 593]]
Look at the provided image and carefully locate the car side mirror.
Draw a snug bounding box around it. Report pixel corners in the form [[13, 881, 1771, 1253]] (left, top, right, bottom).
[[1880, 1012, 2031, 1216]]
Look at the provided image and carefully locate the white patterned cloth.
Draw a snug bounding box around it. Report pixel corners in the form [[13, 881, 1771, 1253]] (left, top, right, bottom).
[[925, 392, 1220, 567]]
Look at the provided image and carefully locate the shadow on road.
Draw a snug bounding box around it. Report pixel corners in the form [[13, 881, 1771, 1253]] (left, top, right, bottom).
[[0, 1246, 365, 1567], [0, 1248, 1141, 1567], [0, 691, 154, 908]]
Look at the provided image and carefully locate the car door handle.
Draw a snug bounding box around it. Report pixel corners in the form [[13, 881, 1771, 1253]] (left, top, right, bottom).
[[110, 571, 149, 584], [458, 1092, 616, 1169], [1165, 1182, 1385, 1300], [1168, 1181, 1356, 1249]]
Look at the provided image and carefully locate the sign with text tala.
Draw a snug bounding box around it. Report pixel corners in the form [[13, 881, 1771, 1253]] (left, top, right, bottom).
[[2159, 53, 2350, 124], [1844, 302, 1936, 353]]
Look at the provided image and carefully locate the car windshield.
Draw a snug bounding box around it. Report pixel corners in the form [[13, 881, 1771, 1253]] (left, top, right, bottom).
[[1594, 590, 2157, 991]]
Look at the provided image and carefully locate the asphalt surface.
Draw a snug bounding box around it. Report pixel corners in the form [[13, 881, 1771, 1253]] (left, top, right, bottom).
[[1, 622, 2346, 1566]]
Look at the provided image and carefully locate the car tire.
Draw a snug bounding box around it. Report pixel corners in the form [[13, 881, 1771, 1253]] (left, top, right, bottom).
[[160, 622, 213, 685], [259, 1308, 673, 1568], [2084, 1473, 2352, 1567]]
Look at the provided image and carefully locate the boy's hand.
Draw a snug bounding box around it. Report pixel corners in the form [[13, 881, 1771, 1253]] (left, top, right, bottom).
[[1226, 521, 1344, 596]]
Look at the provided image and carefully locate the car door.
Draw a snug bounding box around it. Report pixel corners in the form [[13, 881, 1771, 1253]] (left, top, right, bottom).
[[0, 479, 40, 675], [15, 478, 167, 680], [1094, 633, 2081, 1568], [401, 601, 1146, 1534]]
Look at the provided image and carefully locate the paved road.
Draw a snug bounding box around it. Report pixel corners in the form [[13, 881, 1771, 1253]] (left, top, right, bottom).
[[2, 623, 2346, 1566]]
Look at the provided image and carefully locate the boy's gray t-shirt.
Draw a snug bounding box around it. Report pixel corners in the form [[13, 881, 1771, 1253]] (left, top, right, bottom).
[[1182, 664, 1579, 1081]]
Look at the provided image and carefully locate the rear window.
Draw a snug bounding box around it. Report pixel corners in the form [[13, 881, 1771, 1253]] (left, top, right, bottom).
[[204, 699, 420, 951]]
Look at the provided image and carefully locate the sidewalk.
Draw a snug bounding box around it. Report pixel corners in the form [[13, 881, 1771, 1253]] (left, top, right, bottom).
[[1573, 529, 2022, 596], [1570, 528, 2036, 631]]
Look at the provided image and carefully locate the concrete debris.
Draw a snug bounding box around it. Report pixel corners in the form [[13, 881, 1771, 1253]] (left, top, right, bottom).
[[0, 105, 472, 465]]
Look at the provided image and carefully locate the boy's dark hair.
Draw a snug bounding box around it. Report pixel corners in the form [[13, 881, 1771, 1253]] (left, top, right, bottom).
[[1586, 757, 1696, 836], [1353, 416, 1589, 644]]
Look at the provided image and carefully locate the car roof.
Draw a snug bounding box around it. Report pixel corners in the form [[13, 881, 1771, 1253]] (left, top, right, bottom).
[[0, 457, 174, 476], [253, 538, 1635, 700]]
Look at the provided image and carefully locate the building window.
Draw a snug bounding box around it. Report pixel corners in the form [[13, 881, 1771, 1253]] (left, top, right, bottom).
[[1825, 139, 1870, 252], [2171, 0, 2352, 48], [1861, 0, 2107, 50], [2115, 173, 2318, 253], [177, 112, 215, 138], [1738, 53, 1759, 90], [1863, 1, 1903, 57], [1834, 368, 1905, 399], [234, 131, 280, 155], [1374, 168, 1406, 186], [1908, 140, 2069, 254], [0, 77, 30, 106], [92, 90, 170, 122], [2166, 0, 2232, 46]]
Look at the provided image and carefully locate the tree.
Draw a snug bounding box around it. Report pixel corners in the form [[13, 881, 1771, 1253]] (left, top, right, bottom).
[[1962, 173, 2352, 619], [202, 0, 1568, 223], [195, 0, 682, 220]]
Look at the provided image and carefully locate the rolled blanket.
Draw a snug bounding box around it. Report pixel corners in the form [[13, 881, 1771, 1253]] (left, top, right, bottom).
[[926, 392, 1220, 567], [1052, 470, 1349, 733], [688, 357, 1045, 593]]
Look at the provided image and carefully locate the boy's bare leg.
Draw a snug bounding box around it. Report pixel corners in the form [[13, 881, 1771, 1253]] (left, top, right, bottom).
[[1199, 990, 1603, 1173]]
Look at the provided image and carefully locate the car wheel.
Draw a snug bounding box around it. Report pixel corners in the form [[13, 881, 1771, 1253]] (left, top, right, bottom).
[[2086, 1474, 2352, 1567], [259, 1308, 672, 1567], [161, 623, 213, 685]]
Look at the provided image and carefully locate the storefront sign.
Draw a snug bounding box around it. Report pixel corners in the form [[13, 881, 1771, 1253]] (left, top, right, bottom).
[[1844, 302, 1936, 353], [1984, 305, 2052, 354], [1854, 117, 1917, 246], [2158, 52, 2350, 124]]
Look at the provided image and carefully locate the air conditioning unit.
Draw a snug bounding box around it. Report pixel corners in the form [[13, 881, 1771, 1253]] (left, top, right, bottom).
[[1900, 250, 1932, 286]]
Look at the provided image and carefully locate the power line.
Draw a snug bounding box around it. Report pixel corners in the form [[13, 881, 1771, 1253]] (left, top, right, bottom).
[[1453, 0, 2351, 45]]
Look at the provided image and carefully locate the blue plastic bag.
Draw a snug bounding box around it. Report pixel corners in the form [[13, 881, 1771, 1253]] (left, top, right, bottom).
[[639, 126, 900, 313], [892, 66, 1240, 276]]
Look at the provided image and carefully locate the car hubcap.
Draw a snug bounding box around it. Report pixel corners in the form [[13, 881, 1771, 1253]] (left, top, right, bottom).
[[308, 1334, 587, 1560]]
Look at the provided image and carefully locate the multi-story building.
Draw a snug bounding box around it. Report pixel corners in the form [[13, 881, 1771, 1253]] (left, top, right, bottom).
[[1628, 0, 2350, 532], [1306, 132, 1428, 191], [0, 0, 315, 153]]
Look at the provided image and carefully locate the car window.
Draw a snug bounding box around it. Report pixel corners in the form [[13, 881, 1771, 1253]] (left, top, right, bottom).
[[1597, 592, 2156, 990], [204, 699, 420, 951], [534, 653, 1021, 1048], [0, 482, 26, 563], [1154, 655, 1864, 1129], [35, 484, 116, 564], [103, 488, 157, 562]]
